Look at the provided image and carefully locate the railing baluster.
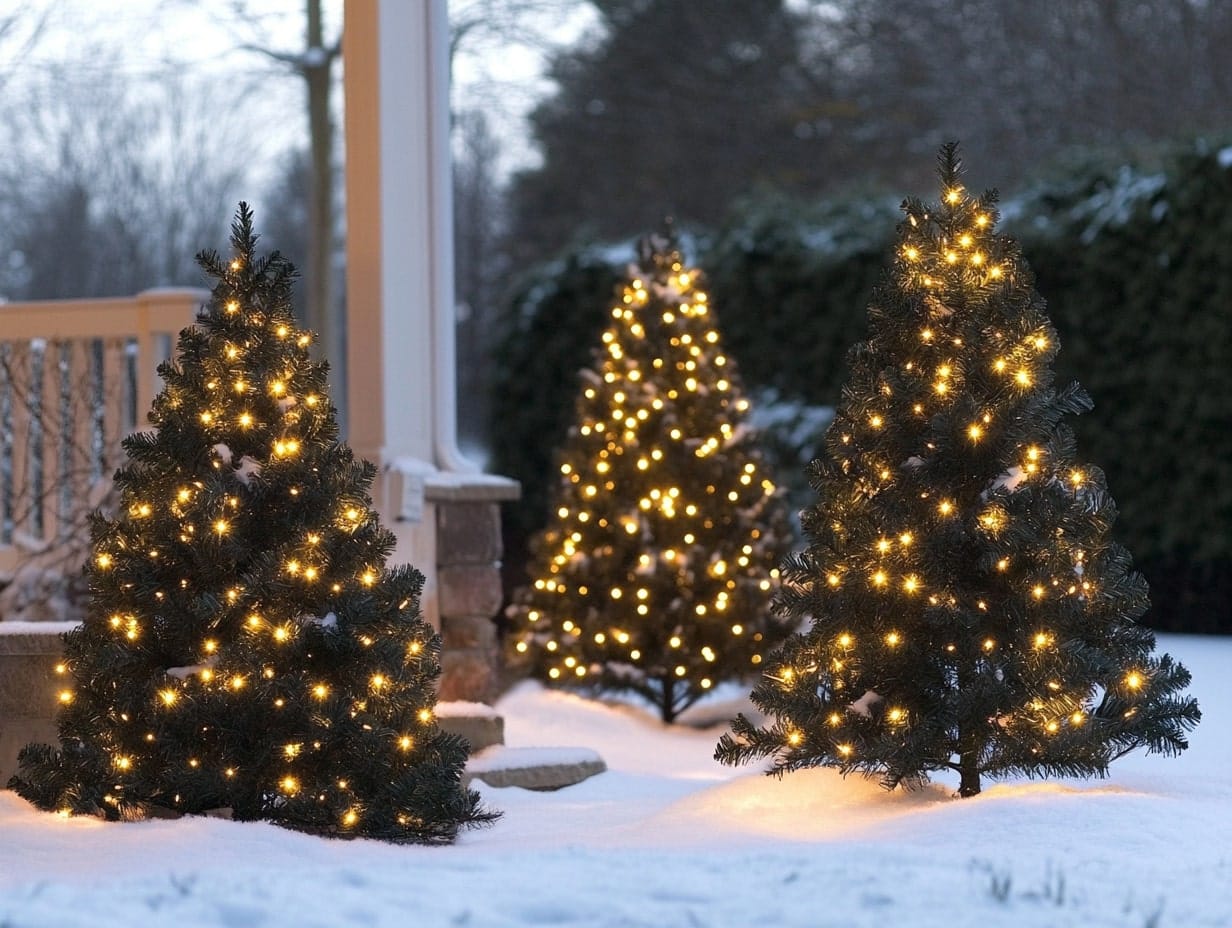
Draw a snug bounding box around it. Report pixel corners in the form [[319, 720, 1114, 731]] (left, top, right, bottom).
[[0, 289, 204, 584], [0, 343, 14, 549], [7, 343, 34, 556]]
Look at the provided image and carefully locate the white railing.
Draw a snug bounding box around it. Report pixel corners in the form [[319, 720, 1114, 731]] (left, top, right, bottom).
[[0, 288, 206, 574]]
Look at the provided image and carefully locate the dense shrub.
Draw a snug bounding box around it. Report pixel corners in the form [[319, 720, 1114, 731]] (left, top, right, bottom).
[[1020, 147, 1232, 633], [490, 143, 1232, 634]]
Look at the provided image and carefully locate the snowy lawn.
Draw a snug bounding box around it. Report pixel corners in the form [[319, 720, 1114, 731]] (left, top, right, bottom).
[[1, 633, 1228, 928]]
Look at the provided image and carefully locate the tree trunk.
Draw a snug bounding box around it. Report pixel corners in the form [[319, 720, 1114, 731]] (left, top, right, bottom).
[[660, 678, 677, 724], [957, 723, 982, 797], [304, 0, 341, 417]]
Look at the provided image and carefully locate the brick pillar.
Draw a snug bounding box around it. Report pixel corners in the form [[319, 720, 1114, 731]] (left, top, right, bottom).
[[432, 487, 515, 703]]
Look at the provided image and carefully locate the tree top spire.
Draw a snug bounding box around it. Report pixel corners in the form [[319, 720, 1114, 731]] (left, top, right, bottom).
[[937, 141, 963, 191]]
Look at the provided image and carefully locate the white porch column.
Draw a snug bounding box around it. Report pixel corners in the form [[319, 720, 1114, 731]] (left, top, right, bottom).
[[344, 0, 470, 474], [343, 0, 517, 697]]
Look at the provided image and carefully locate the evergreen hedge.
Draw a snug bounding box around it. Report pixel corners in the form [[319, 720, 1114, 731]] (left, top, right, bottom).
[[490, 143, 1232, 634]]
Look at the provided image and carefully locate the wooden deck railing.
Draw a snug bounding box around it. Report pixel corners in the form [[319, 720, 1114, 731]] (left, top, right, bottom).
[[0, 288, 206, 575]]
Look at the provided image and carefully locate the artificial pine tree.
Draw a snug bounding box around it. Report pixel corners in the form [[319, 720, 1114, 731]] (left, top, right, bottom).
[[10, 205, 494, 842], [509, 233, 793, 722], [716, 146, 1200, 796]]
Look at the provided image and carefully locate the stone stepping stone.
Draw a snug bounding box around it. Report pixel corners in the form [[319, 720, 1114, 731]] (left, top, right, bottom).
[[466, 745, 606, 791], [436, 701, 505, 752]]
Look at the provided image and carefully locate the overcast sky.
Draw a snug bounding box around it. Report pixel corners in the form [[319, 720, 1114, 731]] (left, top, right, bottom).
[[5, 0, 595, 183]]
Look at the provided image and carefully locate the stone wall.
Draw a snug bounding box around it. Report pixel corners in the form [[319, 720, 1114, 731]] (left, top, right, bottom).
[[0, 624, 71, 784]]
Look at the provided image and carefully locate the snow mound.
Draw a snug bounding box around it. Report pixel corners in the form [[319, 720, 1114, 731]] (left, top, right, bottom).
[[498, 681, 733, 781], [437, 700, 501, 719], [652, 766, 950, 840], [467, 745, 603, 774]]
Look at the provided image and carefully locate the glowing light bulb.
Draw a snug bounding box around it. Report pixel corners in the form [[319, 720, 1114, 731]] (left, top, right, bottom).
[[885, 632, 901, 647], [968, 424, 983, 441], [1126, 671, 1143, 690], [160, 689, 177, 706], [938, 500, 954, 516], [214, 519, 229, 535], [95, 553, 112, 569]]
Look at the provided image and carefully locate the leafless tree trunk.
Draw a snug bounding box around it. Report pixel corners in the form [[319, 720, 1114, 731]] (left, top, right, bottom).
[[0, 1, 53, 92], [303, 0, 341, 404]]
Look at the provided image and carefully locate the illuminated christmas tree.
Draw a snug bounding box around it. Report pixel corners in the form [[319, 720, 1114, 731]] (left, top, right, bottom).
[[10, 205, 494, 843], [509, 233, 793, 722], [716, 145, 1200, 796]]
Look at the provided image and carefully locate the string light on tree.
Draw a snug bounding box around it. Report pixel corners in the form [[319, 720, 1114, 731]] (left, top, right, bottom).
[[508, 231, 793, 723], [9, 204, 495, 844], [716, 144, 1199, 797]]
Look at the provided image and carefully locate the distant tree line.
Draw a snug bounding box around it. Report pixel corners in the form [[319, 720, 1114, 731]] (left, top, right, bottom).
[[505, 0, 1232, 266]]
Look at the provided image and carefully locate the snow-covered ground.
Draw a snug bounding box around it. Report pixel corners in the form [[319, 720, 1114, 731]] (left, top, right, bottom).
[[2, 634, 1228, 927]]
